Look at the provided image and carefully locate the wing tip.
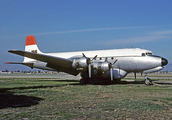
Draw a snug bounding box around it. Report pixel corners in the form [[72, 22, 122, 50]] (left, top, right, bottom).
[[4, 62, 13, 64], [8, 50, 22, 53], [8, 50, 16, 52]]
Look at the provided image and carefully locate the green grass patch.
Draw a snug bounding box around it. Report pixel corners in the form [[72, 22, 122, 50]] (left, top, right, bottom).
[[0, 77, 172, 119]]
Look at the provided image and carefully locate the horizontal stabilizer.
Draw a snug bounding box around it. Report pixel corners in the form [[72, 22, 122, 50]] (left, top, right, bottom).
[[8, 50, 72, 68]]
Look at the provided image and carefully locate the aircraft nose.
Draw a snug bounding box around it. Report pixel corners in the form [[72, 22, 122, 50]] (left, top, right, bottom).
[[161, 58, 168, 66]]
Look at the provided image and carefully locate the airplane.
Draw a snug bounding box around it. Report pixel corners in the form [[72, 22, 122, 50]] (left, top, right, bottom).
[[6, 35, 168, 85]]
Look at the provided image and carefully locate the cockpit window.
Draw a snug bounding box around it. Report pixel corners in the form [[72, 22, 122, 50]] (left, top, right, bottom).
[[142, 52, 153, 56], [146, 52, 153, 56]]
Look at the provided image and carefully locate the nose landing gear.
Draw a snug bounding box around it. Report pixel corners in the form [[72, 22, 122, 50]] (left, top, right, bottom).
[[145, 75, 153, 85]]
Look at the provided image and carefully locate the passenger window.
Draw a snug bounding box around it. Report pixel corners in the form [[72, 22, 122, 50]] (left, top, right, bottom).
[[142, 53, 145, 56]]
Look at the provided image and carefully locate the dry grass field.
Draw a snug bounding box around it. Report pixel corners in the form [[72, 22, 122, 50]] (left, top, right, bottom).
[[0, 73, 172, 119]]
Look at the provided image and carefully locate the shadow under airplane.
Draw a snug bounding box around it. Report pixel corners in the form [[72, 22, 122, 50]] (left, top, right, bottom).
[[0, 88, 44, 109], [0, 80, 79, 109]]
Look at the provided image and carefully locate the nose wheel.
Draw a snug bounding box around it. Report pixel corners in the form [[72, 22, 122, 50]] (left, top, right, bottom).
[[145, 75, 153, 85]]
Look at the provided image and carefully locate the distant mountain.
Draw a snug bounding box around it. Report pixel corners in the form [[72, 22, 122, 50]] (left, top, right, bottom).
[[162, 62, 172, 72]]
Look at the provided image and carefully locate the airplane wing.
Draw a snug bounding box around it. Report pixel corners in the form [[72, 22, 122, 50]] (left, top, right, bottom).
[[8, 50, 73, 68]]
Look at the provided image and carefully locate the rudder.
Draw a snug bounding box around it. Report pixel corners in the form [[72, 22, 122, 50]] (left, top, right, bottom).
[[25, 35, 42, 53], [24, 35, 42, 62]]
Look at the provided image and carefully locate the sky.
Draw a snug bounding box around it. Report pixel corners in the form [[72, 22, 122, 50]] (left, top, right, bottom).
[[0, 0, 172, 69]]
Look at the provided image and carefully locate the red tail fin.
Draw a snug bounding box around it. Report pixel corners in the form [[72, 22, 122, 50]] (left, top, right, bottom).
[[24, 35, 42, 62], [26, 35, 36, 46]]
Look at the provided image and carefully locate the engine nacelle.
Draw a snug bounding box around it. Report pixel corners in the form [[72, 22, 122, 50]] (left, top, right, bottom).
[[102, 68, 127, 79], [143, 66, 163, 74], [72, 58, 90, 68], [92, 62, 111, 72]]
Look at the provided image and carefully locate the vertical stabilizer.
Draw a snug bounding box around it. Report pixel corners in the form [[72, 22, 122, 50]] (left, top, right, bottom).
[[24, 35, 42, 62]]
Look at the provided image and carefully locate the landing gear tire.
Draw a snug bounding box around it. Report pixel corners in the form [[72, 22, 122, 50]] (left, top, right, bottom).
[[113, 79, 121, 84], [80, 77, 89, 85], [145, 77, 153, 85]]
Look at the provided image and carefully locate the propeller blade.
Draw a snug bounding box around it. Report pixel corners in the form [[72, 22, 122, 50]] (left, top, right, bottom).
[[82, 53, 86, 58], [134, 72, 136, 79], [82, 53, 92, 78], [110, 67, 113, 80], [110, 59, 118, 81], [92, 55, 97, 60], [113, 59, 118, 65], [88, 64, 91, 78]]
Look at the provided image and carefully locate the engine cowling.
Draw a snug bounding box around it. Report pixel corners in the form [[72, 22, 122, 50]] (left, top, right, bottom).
[[92, 62, 111, 72], [72, 57, 90, 68], [143, 66, 163, 74], [102, 68, 127, 79]]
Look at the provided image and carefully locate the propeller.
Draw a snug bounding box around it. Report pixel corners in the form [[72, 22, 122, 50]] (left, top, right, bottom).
[[88, 63, 91, 78], [134, 72, 136, 79], [82, 53, 97, 78], [110, 59, 118, 80], [82, 53, 117, 80], [110, 63, 113, 81]]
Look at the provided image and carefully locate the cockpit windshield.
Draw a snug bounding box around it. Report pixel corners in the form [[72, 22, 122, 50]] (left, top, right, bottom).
[[142, 52, 153, 56], [146, 52, 153, 56]]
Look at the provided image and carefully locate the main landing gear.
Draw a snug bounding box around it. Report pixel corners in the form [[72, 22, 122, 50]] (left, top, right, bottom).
[[144, 75, 153, 85], [80, 77, 89, 85]]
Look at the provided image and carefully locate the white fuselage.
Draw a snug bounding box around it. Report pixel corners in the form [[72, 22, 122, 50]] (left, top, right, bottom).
[[31, 48, 160, 74], [46, 48, 152, 59]]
